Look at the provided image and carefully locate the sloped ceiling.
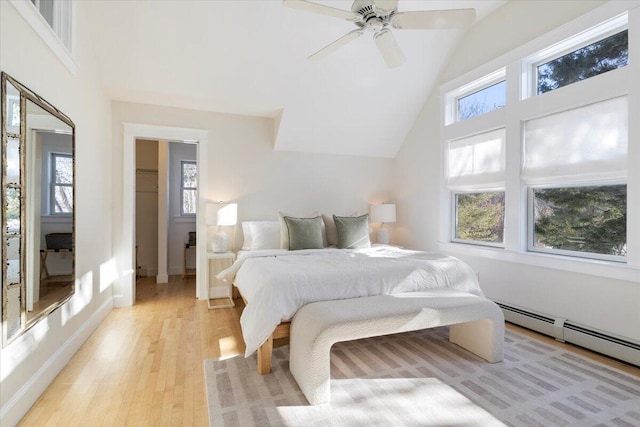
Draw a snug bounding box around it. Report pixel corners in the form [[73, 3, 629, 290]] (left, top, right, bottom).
[[89, 0, 504, 158]]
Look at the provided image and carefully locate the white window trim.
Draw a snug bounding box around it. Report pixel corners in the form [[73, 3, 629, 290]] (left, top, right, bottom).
[[9, 0, 77, 74], [438, 2, 640, 280]]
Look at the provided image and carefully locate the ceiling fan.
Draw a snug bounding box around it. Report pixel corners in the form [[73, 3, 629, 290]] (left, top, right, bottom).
[[284, 0, 476, 68]]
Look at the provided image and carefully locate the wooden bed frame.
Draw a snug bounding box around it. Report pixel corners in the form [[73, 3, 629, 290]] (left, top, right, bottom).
[[237, 286, 289, 374]]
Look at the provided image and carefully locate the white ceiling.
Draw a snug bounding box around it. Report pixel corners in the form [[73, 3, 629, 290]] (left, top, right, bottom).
[[89, 1, 504, 158]]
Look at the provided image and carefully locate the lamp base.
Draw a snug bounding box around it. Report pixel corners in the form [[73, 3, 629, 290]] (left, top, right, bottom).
[[376, 225, 390, 245], [211, 229, 229, 253]]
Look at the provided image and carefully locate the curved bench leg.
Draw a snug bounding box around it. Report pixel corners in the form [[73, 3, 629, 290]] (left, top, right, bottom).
[[450, 318, 504, 363]]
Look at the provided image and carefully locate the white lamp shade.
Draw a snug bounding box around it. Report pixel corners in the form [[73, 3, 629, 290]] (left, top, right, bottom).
[[369, 204, 396, 223], [206, 203, 238, 226], [217, 203, 237, 226]]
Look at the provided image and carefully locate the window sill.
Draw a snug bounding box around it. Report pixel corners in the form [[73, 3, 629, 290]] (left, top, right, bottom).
[[174, 216, 196, 223], [438, 241, 639, 282], [41, 216, 72, 224]]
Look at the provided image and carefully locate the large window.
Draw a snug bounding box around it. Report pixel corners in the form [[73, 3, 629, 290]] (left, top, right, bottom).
[[522, 97, 627, 261], [442, 10, 632, 267], [50, 153, 73, 215], [181, 161, 197, 216], [448, 129, 506, 245]]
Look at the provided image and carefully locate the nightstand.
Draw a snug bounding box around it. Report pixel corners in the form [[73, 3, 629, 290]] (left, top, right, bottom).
[[206, 251, 236, 309]]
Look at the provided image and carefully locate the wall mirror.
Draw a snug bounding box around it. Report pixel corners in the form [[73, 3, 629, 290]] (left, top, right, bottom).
[[1, 72, 75, 346]]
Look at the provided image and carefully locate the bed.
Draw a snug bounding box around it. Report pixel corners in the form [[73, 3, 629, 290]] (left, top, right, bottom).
[[216, 245, 484, 373]]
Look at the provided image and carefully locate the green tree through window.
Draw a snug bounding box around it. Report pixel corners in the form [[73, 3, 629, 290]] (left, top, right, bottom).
[[455, 192, 505, 243], [537, 30, 628, 94], [533, 185, 627, 256]]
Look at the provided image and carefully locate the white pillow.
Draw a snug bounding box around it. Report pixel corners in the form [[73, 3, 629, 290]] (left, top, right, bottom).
[[241, 221, 281, 250]]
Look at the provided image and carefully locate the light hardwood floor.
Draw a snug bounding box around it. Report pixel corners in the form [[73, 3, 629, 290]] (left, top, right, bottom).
[[18, 276, 640, 426]]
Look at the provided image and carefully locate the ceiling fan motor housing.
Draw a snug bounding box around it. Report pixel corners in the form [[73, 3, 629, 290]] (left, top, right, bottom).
[[352, 0, 395, 31]]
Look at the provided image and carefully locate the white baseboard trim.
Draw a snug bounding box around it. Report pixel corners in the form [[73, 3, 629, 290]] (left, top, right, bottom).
[[112, 294, 127, 307], [0, 297, 113, 427]]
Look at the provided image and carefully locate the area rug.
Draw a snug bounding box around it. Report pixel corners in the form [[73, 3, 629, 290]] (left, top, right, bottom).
[[204, 327, 640, 426]]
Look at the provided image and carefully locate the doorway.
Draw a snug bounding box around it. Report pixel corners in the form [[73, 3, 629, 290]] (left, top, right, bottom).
[[118, 123, 208, 307]]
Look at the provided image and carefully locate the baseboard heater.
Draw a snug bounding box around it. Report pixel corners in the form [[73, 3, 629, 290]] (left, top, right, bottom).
[[494, 300, 640, 367]]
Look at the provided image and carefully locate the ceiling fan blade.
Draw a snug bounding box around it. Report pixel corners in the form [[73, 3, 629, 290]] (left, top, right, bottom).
[[373, 29, 405, 68], [308, 29, 364, 61], [371, 0, 398, 15], [392, 9, 476, 30], [283, 0, 362, 22]]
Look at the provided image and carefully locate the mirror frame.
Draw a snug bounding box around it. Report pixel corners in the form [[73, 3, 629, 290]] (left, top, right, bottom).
[[1, 72, 75, 346]]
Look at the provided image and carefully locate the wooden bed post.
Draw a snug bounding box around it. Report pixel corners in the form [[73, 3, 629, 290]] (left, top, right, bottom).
[[257, 336, 273, 374], [256, 322, 291, 374]]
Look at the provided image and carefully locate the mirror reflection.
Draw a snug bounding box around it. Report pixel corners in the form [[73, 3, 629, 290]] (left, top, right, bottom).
[[25, 100, 73, 324], [2, 72, 75, 345]]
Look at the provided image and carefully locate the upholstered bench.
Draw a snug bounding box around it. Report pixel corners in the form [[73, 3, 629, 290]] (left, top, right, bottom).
[[289, 289, 504, 405]]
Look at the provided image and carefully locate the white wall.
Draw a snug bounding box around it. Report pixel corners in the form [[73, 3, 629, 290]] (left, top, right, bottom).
[[395, 0, 640, 342], [111, 101, 396, 268], [0, 2, 114, 425]]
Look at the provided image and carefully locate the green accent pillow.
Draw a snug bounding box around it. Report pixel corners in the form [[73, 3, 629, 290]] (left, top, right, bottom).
[[284, 216, 324, 250], [333, 214, 371, 249]]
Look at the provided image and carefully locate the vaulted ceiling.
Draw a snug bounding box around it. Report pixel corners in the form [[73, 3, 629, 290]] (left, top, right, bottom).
[[89, 1, 504, 158]]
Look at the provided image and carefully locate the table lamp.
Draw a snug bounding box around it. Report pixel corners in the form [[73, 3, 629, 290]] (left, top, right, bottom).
[[369, 203, 396, 245], [208, 203, 237, 252]]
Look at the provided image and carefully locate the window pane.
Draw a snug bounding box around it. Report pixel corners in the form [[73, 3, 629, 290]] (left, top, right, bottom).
[[38, 0, 55, 27], [5, 187, 21, 233], [183, 189, 196, 215], [457, 81, 506, 121], [533, 185, 626, 257], [53, 185, 73, 213], [7, 236, 22, 285], [182, 163, 197, 188], [55, 155, 73, 184], [455, 192, 505, 243], [537, 30, 628, 95], [7, 137, 20, 185]]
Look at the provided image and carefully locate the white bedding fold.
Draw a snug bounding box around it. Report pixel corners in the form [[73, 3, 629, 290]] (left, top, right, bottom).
[[220, 246, 483, 357]]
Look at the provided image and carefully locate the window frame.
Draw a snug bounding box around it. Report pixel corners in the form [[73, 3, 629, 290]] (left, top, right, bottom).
[[526, 181, 627, 263], [49, 152, 73, 216], [180, 160, 197, 217]]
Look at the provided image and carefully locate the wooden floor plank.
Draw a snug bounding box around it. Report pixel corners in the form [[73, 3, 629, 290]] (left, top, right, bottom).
[[17, 275, 640, 426]]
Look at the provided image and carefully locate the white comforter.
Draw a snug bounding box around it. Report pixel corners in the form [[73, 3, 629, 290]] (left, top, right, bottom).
[[216, 246, 483, 357]]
